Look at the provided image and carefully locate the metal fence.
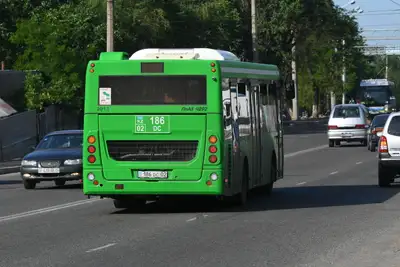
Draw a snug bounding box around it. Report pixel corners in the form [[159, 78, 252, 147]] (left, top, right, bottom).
[[0, 105, 82, 162]]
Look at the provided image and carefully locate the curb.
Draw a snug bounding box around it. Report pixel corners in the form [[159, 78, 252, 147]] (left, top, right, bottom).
[[0, 166, 20, 175]]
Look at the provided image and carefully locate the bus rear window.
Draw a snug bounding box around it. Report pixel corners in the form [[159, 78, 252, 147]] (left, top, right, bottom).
[[99, 75, 207, 105]]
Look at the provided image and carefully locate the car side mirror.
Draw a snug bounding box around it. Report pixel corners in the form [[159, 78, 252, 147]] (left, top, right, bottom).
[[376, 131, 383, 137]]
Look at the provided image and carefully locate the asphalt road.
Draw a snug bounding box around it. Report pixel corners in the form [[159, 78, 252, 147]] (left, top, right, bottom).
[[1, 133, 400, 267]]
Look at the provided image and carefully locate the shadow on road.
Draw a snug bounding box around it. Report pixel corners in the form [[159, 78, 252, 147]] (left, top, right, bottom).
[[35, 183, 83, 190], [0, 180, 22, 185], [110, 184, 400, 215]]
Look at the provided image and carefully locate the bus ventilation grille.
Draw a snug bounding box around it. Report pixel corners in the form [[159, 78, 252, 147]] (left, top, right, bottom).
[[106, 140, 199, 162]]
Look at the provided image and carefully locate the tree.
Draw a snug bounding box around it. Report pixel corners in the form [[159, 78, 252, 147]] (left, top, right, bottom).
[[10, 1, 105, 109]]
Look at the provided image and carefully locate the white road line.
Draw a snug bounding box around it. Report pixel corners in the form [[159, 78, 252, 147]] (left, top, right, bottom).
[[86, 243, 116, 253], [330, 171, 338, 175], [284, 145, 328, 158], [296, 182, 307, 186], [186, 217, 197, 222], [0, 198, 101, 223], [356, 161, 363, 165]]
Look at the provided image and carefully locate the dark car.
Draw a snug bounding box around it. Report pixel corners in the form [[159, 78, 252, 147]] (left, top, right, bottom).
[[20, 130, 83, 189], [367, 113, 390, 152]]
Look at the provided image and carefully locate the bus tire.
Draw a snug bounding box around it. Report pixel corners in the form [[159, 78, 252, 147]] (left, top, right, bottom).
[[228, 161, 249, 206], [266, 159, 276, 196]]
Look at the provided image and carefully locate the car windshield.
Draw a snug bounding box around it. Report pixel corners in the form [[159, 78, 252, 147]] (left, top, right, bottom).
[[388, 116, 400, 137], [372, 115, 389, 128], [36, 134, 83, 150], [333, 106, 360, 118]]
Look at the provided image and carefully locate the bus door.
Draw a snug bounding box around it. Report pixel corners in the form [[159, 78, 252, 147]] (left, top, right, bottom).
[[248, 83, 261, 186], [274, 83, 284, 178]]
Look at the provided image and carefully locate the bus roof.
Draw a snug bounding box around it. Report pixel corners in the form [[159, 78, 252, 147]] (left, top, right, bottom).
[[129, 48, 241, 61], [360, 79, 394, 87], [95, 48, 280, 80]]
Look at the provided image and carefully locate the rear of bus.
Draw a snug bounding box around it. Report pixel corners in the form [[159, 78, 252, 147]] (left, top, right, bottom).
[[83, 52, 223, 198]]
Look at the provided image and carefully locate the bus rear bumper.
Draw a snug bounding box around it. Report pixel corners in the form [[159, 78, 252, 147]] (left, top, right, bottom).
[[83, 169, 223, 197]]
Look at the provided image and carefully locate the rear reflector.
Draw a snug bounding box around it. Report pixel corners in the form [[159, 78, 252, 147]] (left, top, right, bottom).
[[328, 125, 338, 130]]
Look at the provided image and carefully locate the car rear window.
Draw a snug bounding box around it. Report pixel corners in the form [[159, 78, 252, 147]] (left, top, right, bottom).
[[372, 115, 389, 128], [333, 106, 360, 118], [388, 116, 400, 137]]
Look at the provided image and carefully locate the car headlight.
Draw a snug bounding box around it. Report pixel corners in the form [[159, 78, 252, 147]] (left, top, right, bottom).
[[21, 160, 37, 167], [64, 159, 82, 165]]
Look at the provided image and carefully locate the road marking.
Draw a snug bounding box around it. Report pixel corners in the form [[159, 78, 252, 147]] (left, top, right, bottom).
[[0, 198, 101, 223], [330, 171, 338, 175], [356, 161, 363, 165], [86, 243, 116, 253], [186, 217, 197, 222], [296, 182, 306, 186], [284, 145, 328, 158]]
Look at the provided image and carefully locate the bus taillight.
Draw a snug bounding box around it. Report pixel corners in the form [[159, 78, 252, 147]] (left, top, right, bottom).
[[209, 145, 217, 153], [88, 155, 96, 163], [209, 155, 217, 163], [88, 145, 96, 153], [88, 135, 96, 144], [209, 135, 217, 144]]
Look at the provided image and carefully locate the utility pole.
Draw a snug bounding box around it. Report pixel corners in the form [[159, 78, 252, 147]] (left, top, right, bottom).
[[291, 37, 299, 120], [251, 0, 258, 62], [385, 54, 389, 79], [106, 0, 114, 52], [342, 39, 346, 104]]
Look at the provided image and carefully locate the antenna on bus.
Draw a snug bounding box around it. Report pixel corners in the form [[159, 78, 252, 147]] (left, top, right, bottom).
[[129, 48, 241, 61]]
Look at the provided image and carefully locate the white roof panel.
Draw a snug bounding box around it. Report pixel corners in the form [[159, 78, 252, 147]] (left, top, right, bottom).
[[360, 79, 394, 86], [129, 48, 240, 61]]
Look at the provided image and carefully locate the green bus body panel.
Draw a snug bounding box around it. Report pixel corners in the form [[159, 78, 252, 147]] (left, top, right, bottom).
[[98, 115, 207, 181]]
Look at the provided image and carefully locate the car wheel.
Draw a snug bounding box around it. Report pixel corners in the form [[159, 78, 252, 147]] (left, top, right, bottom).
[[23, 180, 36, 190], [335, 140, 341, 146], [378, 163, 392, 187], [55, 180, 66, 186], [371, 143, 376, 152], [329, 140, 334, 147]]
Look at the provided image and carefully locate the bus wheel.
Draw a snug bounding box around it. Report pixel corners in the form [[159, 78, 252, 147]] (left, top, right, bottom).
[[265, 162, 276, 196]]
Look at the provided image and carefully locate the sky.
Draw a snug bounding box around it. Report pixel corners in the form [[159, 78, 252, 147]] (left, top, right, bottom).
[[334, 0, 400, 53]]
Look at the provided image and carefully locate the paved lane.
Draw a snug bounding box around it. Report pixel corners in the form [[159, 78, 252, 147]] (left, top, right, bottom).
[[3, 134, 400, 267]]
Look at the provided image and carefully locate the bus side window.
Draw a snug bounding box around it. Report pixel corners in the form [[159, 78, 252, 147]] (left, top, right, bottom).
[[260, 84, 268, 105]]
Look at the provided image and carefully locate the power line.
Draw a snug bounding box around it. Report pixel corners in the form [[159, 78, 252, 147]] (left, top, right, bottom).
[[389, 0, 400, 7], [356, 12, 400, 16]]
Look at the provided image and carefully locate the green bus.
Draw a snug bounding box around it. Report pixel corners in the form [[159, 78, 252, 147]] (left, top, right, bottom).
[[83, 48, 294, 209]]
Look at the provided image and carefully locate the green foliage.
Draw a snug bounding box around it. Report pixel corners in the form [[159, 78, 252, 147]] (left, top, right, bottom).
[[3, 0, 374, 114], [10, 1, 105, 110]]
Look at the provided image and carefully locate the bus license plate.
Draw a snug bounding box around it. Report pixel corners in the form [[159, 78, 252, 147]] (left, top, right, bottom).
[[38, 168, 60, 174], [134, 115, 171, 134], [138, 171, 168, 179]]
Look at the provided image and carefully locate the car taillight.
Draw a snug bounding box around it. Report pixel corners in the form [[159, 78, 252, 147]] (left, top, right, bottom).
[[379, 136, 388, 153], [355, 124, 365, 129], [328, 125, 338, 130], [372, 129, 377, 134]]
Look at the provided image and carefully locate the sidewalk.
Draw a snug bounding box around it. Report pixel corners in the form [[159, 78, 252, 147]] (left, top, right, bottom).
[[0, 160, 21, 175]]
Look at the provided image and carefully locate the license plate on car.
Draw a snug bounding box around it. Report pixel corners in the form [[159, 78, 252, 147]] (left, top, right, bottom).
[[38, 168, 60, 174], [137, 171, 168, 179], [342, 132, 353, 137]]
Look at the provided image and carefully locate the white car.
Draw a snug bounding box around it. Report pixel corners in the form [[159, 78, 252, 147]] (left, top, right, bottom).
[[376, 111, 400, 187], [327, 104, 370, 147]]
